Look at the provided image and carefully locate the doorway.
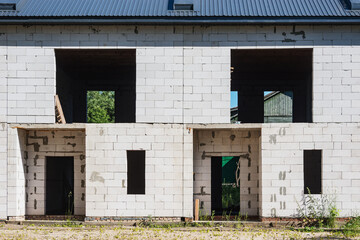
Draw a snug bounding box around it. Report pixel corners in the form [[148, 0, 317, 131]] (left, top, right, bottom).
[[211, 156, 240, 215], [46, 157, 74, 215]]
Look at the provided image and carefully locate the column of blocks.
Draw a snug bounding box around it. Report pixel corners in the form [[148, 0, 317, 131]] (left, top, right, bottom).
[[0, 123, 7, 219]]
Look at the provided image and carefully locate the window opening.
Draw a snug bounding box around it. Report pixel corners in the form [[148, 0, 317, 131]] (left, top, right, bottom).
[[304, 150, 322, 194], [127, 150, 145, 194]]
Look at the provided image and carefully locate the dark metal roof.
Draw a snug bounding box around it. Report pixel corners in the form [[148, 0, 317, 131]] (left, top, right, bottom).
[[0, 0, 359, 24]]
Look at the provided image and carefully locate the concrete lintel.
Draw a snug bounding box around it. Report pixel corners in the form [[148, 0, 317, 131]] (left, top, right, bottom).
[[187, 123, 262, 130], [10, 123, 86, 131]]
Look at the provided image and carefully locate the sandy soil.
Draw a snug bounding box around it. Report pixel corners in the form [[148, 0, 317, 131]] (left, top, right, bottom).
[[0, 224, 354, 239]]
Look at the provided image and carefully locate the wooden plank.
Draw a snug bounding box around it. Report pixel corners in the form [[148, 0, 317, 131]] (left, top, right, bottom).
[[55, 95, 66, 124], [194, 199, 199, 221]]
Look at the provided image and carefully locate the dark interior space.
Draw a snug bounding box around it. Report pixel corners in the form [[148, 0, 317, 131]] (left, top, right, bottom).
[[231, 49, 313, 123], [304, 150, 322, 194], [56, 49, 136, 123], [211, 156, 240, 215], [127, 150, 145, 195], [46, 156, 74, 215]]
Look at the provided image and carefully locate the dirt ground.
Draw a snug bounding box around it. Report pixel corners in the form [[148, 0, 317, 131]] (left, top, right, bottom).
[[0, 224, 356, 240]]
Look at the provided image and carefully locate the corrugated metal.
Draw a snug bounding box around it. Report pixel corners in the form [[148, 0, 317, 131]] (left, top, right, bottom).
[[0, 0, 359, 18]]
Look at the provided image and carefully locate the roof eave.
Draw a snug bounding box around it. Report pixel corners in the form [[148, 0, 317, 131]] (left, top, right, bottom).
[[0, 16, 360, 24]]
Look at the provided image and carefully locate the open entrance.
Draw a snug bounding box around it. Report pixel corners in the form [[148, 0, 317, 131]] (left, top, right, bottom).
[[193, 129, 260, 218], [231, 49, 312, 123], [211, 156, 240, 215], [46, 157, 74, 215], [56, 49, 136, 123]]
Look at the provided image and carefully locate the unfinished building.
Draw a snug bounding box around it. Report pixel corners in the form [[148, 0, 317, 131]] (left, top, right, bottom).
[[1, 0, 360, 221]]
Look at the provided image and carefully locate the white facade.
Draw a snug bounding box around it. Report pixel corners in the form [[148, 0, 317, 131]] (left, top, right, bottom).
[[0, 24, 360, 219]]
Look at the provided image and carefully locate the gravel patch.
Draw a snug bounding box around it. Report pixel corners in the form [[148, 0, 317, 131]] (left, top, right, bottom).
[[0, 224, 355, 239]]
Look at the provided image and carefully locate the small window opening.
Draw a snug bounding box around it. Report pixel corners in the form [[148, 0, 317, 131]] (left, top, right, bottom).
[[86, 91, 115, 123], [174, 4, 193, 10], [127, 150, 145, 195], [304, 150, 322, 194], [0, 3, 16, 10], [264, 91, 293, 123]]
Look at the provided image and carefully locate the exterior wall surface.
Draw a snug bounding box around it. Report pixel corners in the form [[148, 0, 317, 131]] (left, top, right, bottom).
[[1, 24, 360, 124], [1, 24, 360, 219], [85, 124, 193, 218], [7, 127, 25, 219], [261, 123, 360, 218], [193, 129, 260, 216], [0, 123, 7, 219]]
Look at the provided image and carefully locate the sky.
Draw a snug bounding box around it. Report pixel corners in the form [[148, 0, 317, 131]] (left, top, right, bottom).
[[231, 91, 273, 108]]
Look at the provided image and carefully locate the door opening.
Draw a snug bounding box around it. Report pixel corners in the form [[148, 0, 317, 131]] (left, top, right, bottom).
[[46, 157, 74, 215], [211, 156, 240, 215]]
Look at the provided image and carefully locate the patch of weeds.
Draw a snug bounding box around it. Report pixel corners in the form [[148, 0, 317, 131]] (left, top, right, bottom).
[[199, 209, 209, 221], [297, 226, 325, 233], [341, 216, 360, 238], [210, 210, 215, 221], [61, 219, 83, 228], [296, 188, 339, 228]]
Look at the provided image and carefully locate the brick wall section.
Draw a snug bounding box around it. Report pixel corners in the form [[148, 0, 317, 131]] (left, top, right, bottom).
[[24, 130, 85, 216], [1, 25, 360, 124], [261, 123, 360, 218], [0, 123, 7, 219], [193, 129, 260, 216], [85, 124, 193, 217]]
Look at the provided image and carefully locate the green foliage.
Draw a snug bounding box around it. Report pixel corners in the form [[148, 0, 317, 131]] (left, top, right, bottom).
[[297, 188, 339, 228], [87, 91, 115, 123], [341, 216, 360, 238]]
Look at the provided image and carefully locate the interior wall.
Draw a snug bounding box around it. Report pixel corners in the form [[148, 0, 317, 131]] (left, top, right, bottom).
[[193, 129, 261, 216], [24, 130, 85, 216]]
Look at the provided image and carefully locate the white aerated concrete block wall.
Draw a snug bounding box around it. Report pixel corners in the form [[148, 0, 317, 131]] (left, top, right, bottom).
[[24, 130, 85, 216], [193, 129, 260, 216], [261, 123, 360, 218], [85, 124, 193, 218], [0, 123, 7, 219], [1, 25, 360, 124], [7, 127, 26, 219]]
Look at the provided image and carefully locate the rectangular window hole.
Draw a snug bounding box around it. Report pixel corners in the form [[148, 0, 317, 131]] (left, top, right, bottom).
[[127, 150, 145, 195], [303, 150, 322, 194]]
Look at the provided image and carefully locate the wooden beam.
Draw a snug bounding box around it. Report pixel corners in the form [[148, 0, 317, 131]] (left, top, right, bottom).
[[55, 95, 66, 124], [194, 199, 199, 221]]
